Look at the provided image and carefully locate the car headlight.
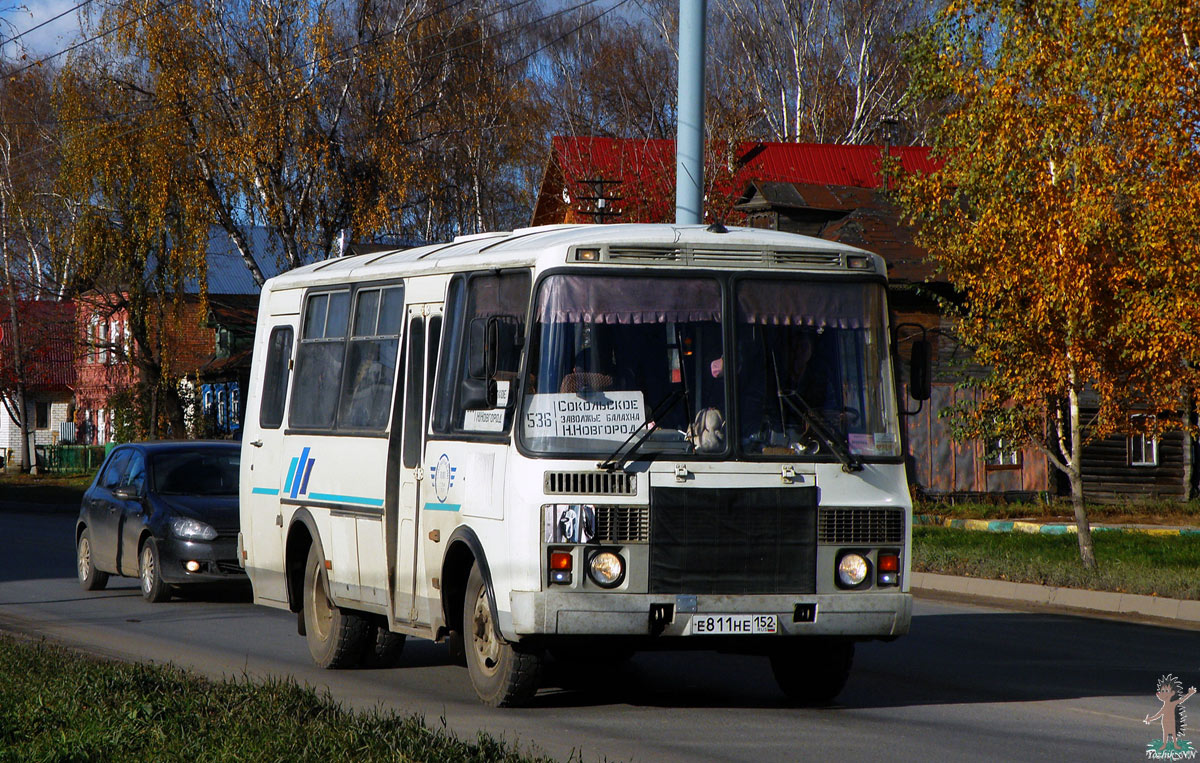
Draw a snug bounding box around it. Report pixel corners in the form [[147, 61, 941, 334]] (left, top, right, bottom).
[[171, 517, 218, 541], [586, 550, 625, 588], [836, 552, 870, 588]]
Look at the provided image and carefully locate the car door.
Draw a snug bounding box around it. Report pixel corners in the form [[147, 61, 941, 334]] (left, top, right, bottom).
[[115, 450, 149, 576], [86, 448, 132, 572]]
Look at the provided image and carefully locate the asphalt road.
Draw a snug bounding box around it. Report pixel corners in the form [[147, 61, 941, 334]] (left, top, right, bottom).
[[0, 505, 1194, 762]]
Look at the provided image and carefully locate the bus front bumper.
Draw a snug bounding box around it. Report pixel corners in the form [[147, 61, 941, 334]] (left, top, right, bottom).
[[507, 591, 911, 640]]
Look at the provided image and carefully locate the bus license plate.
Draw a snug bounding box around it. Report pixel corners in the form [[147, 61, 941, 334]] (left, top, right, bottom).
[[688, 614, 777, 635]]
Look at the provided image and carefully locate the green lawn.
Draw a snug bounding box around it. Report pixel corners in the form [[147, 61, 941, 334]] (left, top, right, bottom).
[[915, 498, 1200, 527], [0, 471, 92, 505], [913, 525, 1200, 600], [0, 634, 549, 762]]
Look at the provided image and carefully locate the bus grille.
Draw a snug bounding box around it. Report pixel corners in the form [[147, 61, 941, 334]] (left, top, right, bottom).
[[593, 506, 650, 543], [818, 507, 904, 544], [649, 487, 817, 594], [544, 470, 636, 496]]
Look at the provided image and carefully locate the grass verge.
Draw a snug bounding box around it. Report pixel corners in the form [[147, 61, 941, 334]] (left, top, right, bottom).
[[0, 633, 550, 762], [0, 472, 91, 505], [915, 498, 1200, 527], [913, 525, 1200, 600]]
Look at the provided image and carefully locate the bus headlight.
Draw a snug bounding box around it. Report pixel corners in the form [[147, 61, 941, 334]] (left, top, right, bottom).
[[587, 550, 625, 588], [836, 552, 871, 589]]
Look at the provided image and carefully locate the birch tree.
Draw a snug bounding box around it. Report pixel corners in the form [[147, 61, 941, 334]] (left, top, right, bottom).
[[897, 0, 1200, 568]]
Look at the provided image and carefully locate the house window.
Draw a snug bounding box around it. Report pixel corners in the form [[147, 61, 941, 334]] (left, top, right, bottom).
[[1130, 416, 1158, 467], [35, 402, 50, 429], [985, 438, 1021, 469]]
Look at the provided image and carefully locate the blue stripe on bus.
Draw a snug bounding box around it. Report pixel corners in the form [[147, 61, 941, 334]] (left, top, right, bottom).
[[290, 446, 311, 499], [251, 487, 280, 496], [425, 503, 461, 512], [308, 493, 384, 507], [299, 458, 315, 495], [284, 457, 299, 494]]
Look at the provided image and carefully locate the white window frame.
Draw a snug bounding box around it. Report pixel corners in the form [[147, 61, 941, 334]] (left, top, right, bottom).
[[1129, 415, 1158, 467], [984, 437, 1021, 469]]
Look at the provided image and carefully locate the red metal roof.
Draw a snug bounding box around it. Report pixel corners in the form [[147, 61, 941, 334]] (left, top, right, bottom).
[[533, 137, 940, 226], [0, 300, 77, 391]]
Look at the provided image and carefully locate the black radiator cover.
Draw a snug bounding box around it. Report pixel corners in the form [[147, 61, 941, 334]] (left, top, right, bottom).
[[648, 486, 817, 595]]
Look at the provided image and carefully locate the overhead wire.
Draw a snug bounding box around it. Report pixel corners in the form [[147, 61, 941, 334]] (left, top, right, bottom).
[[0, 0, 93, 49], [5, 0, 619, 161]]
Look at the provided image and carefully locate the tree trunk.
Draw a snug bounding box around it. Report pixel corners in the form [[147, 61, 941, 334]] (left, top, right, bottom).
[[1, 192, 31, 473], [1067, 383, 1096, 569]]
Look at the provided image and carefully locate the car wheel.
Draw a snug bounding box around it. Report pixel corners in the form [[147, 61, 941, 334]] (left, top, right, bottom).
[[463, 562, 543, 707], [302, 545, 369, 668], [77, 528, 108, 591], [361, 624, 407, 668], [139, 538, 172, 603], [769, 638, 854, 705]]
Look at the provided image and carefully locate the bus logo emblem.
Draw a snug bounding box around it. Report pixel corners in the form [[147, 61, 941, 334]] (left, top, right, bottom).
[[432, 454, 454, 502]]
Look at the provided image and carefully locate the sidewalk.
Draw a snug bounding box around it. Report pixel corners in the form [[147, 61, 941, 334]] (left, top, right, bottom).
[[912, 572, 1200, 628], [915, 513, 1200, 537]]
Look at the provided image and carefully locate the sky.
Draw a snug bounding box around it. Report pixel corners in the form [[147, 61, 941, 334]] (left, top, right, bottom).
[[0, 1, 84, 61]]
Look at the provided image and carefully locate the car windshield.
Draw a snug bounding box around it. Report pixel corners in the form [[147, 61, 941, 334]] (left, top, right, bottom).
[[152, 450, 240, 495], [521, 274, 725, 456], [734, 279, 899, 459]]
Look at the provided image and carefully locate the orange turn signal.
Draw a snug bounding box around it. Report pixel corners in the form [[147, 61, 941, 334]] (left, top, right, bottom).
[[878, 553, 899, 572], [550, 550, 573, 571]]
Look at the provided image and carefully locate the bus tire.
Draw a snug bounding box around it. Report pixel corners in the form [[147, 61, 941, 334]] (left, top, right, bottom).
[[77, 527, 108, 591], [769, 638, 854, 705], [302, 545, 369, 668], [362, 625, 406, 668], [463, 563, 542, 707]]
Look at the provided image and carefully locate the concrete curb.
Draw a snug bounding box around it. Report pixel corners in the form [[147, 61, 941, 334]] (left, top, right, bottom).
[[915, 514, 1200, 537], [912, 572, 1200, 626]]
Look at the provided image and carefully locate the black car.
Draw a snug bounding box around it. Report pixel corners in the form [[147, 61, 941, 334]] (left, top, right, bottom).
[[75, 441, 245, 602]]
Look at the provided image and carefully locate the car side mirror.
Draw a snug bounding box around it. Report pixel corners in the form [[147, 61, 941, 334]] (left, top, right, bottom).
[[112, 486, 143, 501], [909, 339, 931, 401]]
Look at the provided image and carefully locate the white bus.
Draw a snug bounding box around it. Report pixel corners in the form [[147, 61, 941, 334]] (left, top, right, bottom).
[[239, 223, 927, 707]]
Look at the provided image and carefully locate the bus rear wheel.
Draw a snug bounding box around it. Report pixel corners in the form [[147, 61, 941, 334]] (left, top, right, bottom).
[[769, 638, 854, 705], [303, 545, 369, 668], [463, 563, 542, 707]]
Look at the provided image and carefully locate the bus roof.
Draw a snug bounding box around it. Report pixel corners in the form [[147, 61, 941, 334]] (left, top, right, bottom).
[[263, 223, 881, 291]]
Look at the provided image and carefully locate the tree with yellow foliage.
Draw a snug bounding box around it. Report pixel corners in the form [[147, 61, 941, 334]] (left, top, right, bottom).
[[898, 0, 1200, 568]]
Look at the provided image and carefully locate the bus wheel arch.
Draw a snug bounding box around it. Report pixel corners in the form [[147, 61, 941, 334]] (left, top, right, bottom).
[[440, 529, 497, 661], [285, 510, 321, 614]]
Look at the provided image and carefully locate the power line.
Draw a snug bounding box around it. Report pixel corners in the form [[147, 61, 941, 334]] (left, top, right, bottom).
[[0, 0, 92, 49], [8, 0, 612, 151], [6, 0, 188, 79]]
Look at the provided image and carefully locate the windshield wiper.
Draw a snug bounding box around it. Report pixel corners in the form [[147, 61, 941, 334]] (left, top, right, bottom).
[[598, 389, 686, 472], [778, 392, 863, 473]]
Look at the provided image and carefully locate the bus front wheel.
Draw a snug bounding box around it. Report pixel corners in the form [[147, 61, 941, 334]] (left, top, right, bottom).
[[302, 545, 369, 668], [463, 563, 543, 707], [769, 638, 854, 705]]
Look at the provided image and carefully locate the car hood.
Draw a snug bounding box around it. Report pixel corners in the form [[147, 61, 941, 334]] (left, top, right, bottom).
[[156, 494, 240, 534]]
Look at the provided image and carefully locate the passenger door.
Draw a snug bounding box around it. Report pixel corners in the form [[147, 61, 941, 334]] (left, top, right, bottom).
[[394, 305, 441, 623], [115, 450, 148, 576], [87, 448, 132, 572], [242, 323, 296, 603]]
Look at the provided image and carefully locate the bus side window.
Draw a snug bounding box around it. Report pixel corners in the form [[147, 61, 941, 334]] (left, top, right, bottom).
[[402, 317, 426, 468], [289, 291, 350, 430], [432, 270, 530, 435], [338, 285, 404, 431], [259, 326, 294, 429]]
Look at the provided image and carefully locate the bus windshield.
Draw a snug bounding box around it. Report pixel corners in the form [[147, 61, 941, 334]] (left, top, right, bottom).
[[733, 278, 899, 459], [519, 273, 899, 461], [522, 274, 724, 456]]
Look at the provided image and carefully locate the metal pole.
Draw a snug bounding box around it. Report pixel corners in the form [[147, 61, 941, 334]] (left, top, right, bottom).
[[675, 0, 706, 225]]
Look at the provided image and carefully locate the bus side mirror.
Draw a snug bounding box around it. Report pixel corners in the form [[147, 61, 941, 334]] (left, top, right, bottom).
[[909, 339, 931, 401], [464, 318, 501, 410]]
